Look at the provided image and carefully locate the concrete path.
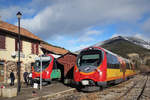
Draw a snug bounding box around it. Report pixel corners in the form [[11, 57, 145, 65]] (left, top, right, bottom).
[[0, 82, 75, 100]]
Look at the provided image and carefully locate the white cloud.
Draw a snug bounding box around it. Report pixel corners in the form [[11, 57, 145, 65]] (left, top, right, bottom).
[[142, 18, 150, 33], [0, 6, 35, 21], [72, 44, 90, 52], [86, 30, 102, 35], [1, 0, 150, 51], [134, 33, 150, 41], [77, 36, 94, 42], [17, 0, 150, 40], [74, 29, 103, 42]]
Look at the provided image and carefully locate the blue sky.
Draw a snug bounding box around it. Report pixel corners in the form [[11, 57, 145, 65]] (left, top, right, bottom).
[[0, 0, 150, 52]]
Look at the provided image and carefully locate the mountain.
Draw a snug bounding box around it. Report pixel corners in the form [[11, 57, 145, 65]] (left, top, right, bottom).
[[76, 36, 150, 58], [94, 36, 150, 58], [94, 36, 150, 50]]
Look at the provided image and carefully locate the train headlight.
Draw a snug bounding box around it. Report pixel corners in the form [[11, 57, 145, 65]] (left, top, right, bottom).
[[46, 71, 49, 74], [96, 69, 102, 76], [75, 69, 79, 72], [99, 71, 102, 76]]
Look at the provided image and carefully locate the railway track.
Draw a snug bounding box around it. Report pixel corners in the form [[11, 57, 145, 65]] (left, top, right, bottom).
[[116, 74, 149, 100], [93, 74, 147, 100], [53, 74, 150, 100], [138, 73, 150, 100], [137, 74, 149, 100], [28, 74, 149, 100]]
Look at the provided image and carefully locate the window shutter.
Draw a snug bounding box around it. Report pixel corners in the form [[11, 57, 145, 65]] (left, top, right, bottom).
[[31, 43, 34, 54], [15, 39, 18, 51], [0, 35, 6, 49], [36, 43, 39, 55]]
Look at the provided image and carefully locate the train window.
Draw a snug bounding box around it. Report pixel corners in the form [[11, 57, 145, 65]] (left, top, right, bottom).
[[53, 59, 57, 69], [106, 53, 120, 69], [106, 53, 112, 64], [106, 53, 112, 68], [82, 54, 99, 59], [80, 54, 100, 66], [77, 50, 102, 67], [42, 61, 50, 69], [33, 58, 52, 72]]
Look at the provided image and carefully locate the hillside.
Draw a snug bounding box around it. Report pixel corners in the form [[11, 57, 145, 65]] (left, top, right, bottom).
[[92, 36, 150, 58], [101, 38, 150, 58], [76, 36, 150, 60]]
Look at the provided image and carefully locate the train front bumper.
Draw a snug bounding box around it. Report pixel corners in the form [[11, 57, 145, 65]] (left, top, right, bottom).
[[33, 77, 51, 82], [75, 79, 107, 87]]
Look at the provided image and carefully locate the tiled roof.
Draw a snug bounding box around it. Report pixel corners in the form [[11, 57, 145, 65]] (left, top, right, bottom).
[[40, 43, 69, 55], [0, 21, 41, 41]]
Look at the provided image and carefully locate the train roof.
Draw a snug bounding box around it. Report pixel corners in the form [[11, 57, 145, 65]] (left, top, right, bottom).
[[35, 56, 52, 61], [101, 47, 130, 61], [85, 46, 130, 61]]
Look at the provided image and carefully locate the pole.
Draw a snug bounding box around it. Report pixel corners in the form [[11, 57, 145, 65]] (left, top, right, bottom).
[[17, 17, 21, 92], [40, 57, 42, 90]]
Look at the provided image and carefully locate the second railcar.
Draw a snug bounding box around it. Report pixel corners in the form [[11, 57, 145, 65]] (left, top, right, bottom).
[[32, 54, 61, 83]]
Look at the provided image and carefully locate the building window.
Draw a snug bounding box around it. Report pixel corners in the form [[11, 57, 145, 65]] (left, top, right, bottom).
[[15, 39, 22, 51], [31, 43, 39, 55], [0, 34, 6, 49]]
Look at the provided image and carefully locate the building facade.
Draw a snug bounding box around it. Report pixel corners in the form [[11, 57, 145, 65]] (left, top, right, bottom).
[[0, 21, 43, 83]]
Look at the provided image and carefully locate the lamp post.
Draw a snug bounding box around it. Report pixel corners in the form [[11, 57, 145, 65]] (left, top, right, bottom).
[[16, 11, 22, 93], [40, 56, 42, 90]]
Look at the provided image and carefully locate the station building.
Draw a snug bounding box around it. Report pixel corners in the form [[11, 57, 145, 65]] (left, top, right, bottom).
[[0, 20, 44, 83], [0, 20, 68, 83]]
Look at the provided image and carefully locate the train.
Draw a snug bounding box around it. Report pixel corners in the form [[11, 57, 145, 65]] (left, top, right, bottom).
[[74, 47, 136, 91], [32, 54, 61, 83]]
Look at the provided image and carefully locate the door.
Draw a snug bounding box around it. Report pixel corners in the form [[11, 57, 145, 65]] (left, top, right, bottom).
[[0, 61, 4, 82]]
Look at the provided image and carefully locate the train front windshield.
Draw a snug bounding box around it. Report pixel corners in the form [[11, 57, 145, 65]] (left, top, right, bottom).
[[77, 49, 102, 67], [33, 57, 52, 72]]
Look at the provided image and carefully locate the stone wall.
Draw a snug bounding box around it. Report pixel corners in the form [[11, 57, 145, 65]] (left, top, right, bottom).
[[0, 35, 44, 83], [4, 61, 32, 83]]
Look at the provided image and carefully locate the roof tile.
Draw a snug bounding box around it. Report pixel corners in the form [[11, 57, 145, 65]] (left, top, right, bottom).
[[0, 21, 41, 41], [40, 43, 68, 55]]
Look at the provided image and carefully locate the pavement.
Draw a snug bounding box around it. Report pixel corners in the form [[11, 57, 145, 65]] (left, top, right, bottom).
[[0, 81, 75, 100]]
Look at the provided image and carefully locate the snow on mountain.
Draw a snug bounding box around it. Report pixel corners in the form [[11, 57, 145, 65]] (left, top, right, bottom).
[[93, 36, 150, 50], [124, 37, 150, 49], [75, 36, 150, 54]]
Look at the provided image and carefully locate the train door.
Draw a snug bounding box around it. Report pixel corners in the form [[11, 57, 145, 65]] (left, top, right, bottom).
[[0, 61, 4, 82]]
